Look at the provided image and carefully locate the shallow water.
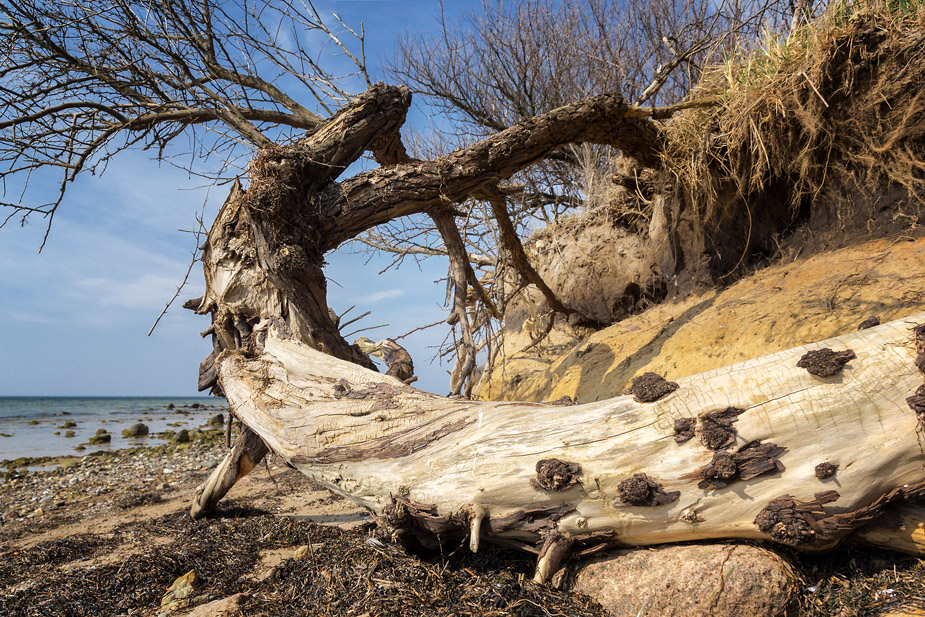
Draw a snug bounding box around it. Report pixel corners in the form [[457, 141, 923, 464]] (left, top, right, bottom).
[[0, 397, 227, 461]]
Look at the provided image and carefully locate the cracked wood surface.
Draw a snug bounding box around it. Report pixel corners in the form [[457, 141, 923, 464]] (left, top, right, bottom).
[[216, 311, 925, 549]]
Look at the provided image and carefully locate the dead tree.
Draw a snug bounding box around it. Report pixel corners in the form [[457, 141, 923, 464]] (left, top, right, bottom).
[[4, 0, 925, 586]]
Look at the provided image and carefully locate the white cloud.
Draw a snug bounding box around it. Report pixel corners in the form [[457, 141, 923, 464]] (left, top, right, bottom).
[[364, 289, 404, 302]]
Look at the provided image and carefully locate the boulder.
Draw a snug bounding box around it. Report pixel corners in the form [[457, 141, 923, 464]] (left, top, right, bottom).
[[122, 423, 149, 438], [172, 429, 190, 444], [572, 543, 797, 617], [87, 431, 111, 445]]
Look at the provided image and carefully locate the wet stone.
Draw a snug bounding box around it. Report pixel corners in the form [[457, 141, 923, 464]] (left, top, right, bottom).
[[122, 423, 149, 438], [624, 372, 678, 403], [673, 417, 696, 444], [797, 348, 856, 377], [616, 473, 679, 507], [815, 461, 839, 479], [530, 458, 581, 492], [857, 316, 880, 330]]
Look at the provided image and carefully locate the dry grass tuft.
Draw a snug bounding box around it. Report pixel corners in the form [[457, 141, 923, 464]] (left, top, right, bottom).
[[663, 0, 925, 230]]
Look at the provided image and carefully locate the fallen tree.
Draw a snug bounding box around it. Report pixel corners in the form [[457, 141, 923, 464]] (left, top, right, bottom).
[[4, 0, 925, 590], [182, 82, 925, 583]]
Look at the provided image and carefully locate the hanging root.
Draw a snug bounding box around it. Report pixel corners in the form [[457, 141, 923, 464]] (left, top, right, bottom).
[[533, 530, 574, 587]]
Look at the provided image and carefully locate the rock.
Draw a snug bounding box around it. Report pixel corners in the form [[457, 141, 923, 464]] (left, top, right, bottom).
[[87, 432, 111, 445], [167, 403, 175, 410], [200, 459, 219, 470], [208, 413, 225, 426], [162, 569, 198, 611], [293, 545, 309, 561], [65, 430, 75, 438], [57, 421, 77, 429], [95, 428, 107, 435], [74, 445, 86, 452], [122, 423, 150, 438], [572, 543, 797, 617], [175, 593, 248, 617], [173, 429, 191, 444], [189, 403, 201, 409], [28, 420, 39, 425]]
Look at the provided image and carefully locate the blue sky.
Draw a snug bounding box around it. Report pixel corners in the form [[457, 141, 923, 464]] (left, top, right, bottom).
[[0, 0, 477, 396]]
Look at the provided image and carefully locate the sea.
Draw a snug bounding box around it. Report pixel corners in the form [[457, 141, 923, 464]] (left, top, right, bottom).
[[0, 396, 228, 463]]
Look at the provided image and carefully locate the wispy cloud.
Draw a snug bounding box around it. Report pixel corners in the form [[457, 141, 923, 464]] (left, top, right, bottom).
[[7, 311, 57, 324], [364, 289, 404, 302]]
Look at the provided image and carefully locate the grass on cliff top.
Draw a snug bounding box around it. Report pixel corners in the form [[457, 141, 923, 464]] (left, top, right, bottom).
[[662, 0, 925, 226]]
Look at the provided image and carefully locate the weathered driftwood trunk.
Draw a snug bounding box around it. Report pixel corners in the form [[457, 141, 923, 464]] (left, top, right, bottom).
[[186, 83, 925, 581]]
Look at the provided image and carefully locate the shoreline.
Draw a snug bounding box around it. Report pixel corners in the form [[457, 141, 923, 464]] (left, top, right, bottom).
[[0, 398, 229, 465]]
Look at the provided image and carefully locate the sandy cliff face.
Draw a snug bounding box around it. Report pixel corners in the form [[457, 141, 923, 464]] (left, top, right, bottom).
[[478, 236, 925, 403]]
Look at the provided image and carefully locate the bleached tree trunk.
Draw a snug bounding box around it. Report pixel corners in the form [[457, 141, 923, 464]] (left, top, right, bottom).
[[186, 84, 925, 581], [211, 313, 923, 556]]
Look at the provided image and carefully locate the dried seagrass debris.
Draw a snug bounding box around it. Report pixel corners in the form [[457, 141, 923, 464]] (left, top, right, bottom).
[[857, 316, 880, 330], [815, 462, 839, 480], [754, 491, 840, 546], [797, 349, 856, 377], [624, 372, 678, 403], [698, 407, 744, 450], [673, 417, 696, 444], [615, 473, 680, 506], [531, 459, 581, 492]]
